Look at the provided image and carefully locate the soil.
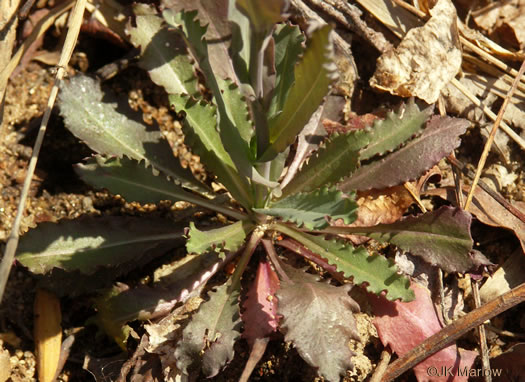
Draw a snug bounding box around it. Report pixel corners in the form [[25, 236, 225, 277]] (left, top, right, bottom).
[[1, 2, 525, 382]]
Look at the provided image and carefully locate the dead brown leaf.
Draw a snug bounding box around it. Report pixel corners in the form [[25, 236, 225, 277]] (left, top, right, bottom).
[[370, 0, 462, 103], [472, 0, 525, 50]]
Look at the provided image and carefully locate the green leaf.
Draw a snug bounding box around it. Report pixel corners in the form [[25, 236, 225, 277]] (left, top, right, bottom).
[[228, 0, 251, 83], [261, 23, 337, 161], [95, 252, 221, 347], [175, 281, 241, 376], [186, 221, 254, 255], [281, 131, 369, 198], [59, 75, 208, 195], [159, 0, 238, 80], [338, 116, 469, 192], [75, 155, 245, 220], [255, 187, 357, 230], [76, 155, 192, 204], [129, 4, 200, 97], [360, 102, 433, 160], [16, 216, 184, 275], [235, 0, 286, 33], [268, 23, 305, 119], [324, 206, 475, 273], [277, 264, 359, 381], [170, 94, 254, 208], [274, 226, 414, 301], [164, 10, 277, 189]]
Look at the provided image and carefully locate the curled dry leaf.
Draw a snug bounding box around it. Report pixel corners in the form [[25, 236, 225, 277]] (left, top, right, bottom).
[[472, 0, 525, 50], [370, 282, 478, 381], [370, 0, 462, 103], [332, 186, 414, 245]]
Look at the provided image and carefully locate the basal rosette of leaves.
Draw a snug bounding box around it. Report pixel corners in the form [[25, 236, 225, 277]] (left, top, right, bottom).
[[15, 0, 482, 380]]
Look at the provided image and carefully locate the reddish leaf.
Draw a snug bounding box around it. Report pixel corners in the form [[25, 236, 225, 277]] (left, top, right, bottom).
[[369, 282, 477, 381], [242, 261, 280, 346]]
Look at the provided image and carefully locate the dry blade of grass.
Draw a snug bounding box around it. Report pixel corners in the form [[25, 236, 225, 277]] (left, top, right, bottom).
[[0, 0, 87, 303]]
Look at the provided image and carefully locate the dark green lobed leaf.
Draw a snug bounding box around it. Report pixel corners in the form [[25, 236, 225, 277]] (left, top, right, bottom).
[[359, 102, 433, 160], [255, 187, 357, 230], [186, 220, 254, 255], [129, 4, 200, 97], [268, 23, 305, 119], [261, 23, 337, 161], [170, 93, 254, 208], [275, 226, 414, 301], [281, 130, 369, 198], [175, 282, 241, 376], [75, 155, 193, 204]]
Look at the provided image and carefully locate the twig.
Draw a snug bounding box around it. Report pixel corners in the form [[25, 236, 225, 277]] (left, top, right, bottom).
[[381, 282, 525, 381], [261, 239, 292, 283], [369, 348, 392, 382], [289, 0, 357, 61], [0, 0, 87, 303], [437, 268, 452, 326], [472, 280, 492, 382], [322, 0, 392, 53], [464, 59, 525, 210]]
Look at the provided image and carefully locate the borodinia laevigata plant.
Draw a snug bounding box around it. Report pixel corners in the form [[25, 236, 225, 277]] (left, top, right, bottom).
[[16, 0, 482, 380]]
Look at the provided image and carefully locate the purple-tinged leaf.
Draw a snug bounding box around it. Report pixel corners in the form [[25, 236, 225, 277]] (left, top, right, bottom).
[[276, 264, 360, 382], [175, 282, 241, 377], [325, 206, 479, 273], [241, 260, 280, 347], [16, 216, 184, 275], [338, 116, 469, 192], [96, 252, 224, 347]]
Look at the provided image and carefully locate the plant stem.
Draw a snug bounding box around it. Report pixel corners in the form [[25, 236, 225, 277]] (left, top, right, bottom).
[[228, 228, 265, 293], [182, 192, 247, 221]]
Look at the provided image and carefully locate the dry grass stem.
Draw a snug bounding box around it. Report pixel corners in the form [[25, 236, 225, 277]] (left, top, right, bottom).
[[464, 60, 525, 210], [0, 0, 87, 303]]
